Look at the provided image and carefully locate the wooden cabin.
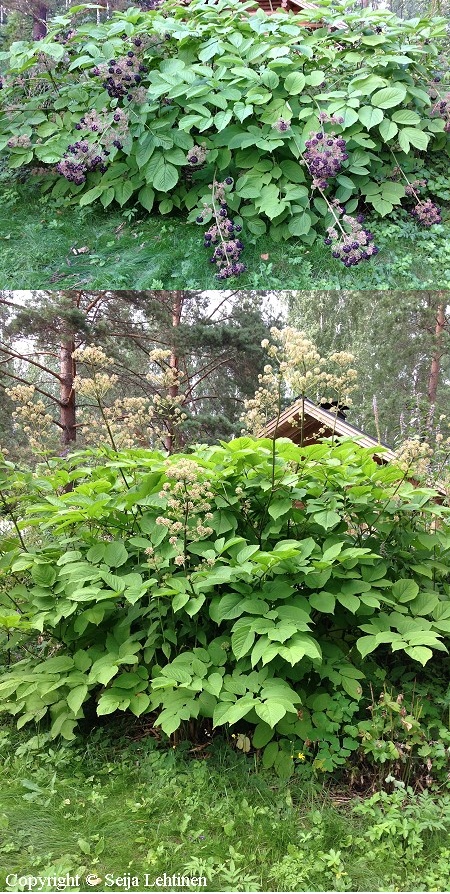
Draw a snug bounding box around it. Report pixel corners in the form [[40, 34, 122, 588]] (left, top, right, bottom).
[[259, 397, 397, 464]]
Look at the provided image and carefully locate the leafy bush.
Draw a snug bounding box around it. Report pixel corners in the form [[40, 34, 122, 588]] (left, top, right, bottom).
[[0, 0, 448, 264], [1, 438, 450, 779]]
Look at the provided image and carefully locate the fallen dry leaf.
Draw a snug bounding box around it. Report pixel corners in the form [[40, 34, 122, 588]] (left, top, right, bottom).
[[260, 253, 269, 260], [71, 245, 90, 255]]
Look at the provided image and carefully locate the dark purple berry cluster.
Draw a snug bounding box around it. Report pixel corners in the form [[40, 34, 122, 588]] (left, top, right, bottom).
[[325, 210, 379, 267], [272, 118, 290, 133], [91, 45, 148, 102], [203, 214, 245, 279], [73, 108, 129, 152], [187, 145, 207, 166], [410, 199, 442, 226], [404, 178, 427, 196], [56, 142, 107, 185], [304, 131, 348, 189], [430, 90, 450, 132], [197, 179, 246, 279]]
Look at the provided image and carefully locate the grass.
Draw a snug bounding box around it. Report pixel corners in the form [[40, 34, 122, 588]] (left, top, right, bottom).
[[1, 178, 449, 291], [1, 722, 450, 892]]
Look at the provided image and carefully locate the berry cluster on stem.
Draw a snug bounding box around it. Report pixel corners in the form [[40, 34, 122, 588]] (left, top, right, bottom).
[[196, 176, 246, 280]]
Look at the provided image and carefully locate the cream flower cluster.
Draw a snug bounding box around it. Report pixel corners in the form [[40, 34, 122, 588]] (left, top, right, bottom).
[[72, 345, 117, 400], [6, 384, 55, 454], [72, 345, 187, 450], [152, 459, 216, 566], [241, 328, 357, 436]]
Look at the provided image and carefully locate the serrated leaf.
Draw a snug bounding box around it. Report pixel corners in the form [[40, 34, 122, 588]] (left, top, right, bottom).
[[184, 594, 206, 617], [341, 677, 363, 700], [378, 118, 398, 141], [309, 591, 335, 614], [138, 185, 155, 212], [255, 700, 287, 727], [39, 656, 74, 673], [358, 106, 384, 129], [313, 510, 341, 530], [253, 720, 275, 748], [337, 592, 360, 613], [398, 127, 429, 152], [114, 180, 134, 208], [31, 564, 56, 587], [356, 634, 379, 658], [151, 158, 179, 192], [236, 544, 259, 563], [231, 625, 255, 660], [103, 541, 128, 568], [284, 72, 306, 94], [288, 212, 311, 237], [86, 543, 105, 564], [268, 499, 292, 520], [157, 710, 182, 736], [205, 672, 223, 698], [262, 740, 279, 768], [391, 109, 421, 125], [404, 645, 433, 665], [214, 109, 232, 131], [172, 591, 190, 612], [278, 633, 321, 665], [129, 693, 150, 717], [79, 185, 105, 207], [213, 697, 255, 727], [97, 691, 128, 716], [372, 85, 407, 108], [67, 685, 88, 716], [370, 196, 393, 216], [392, 579, 419, 603]]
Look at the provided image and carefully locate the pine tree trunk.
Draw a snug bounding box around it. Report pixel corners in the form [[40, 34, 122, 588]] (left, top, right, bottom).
[[60, 340, 76, 447], [427, 302, 445, 433], [164, 291, 183, 453], [32, 2, 48, 39]]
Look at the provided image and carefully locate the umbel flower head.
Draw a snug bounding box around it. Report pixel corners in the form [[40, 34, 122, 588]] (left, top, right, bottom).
[[72, 345, 117, 399], [5, 384, 55, 454], [241, 328, 357, 435]]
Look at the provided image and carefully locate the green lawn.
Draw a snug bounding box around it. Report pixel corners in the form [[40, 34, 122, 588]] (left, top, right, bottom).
[[2, 180, 449, 291], [1, 723, 450, 893]]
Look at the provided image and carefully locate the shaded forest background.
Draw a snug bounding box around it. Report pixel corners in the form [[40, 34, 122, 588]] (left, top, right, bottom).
[[0, 290, 448, 462], [0, 0, 449, 47]]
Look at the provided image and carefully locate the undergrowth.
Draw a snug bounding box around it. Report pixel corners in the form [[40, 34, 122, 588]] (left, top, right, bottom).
[[1, 721, 450, 893], [0, 179, 448, 290]]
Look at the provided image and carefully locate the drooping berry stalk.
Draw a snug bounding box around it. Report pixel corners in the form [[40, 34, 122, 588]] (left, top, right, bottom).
[[388, 148, 442, 227], [197, 175, 246, 280]]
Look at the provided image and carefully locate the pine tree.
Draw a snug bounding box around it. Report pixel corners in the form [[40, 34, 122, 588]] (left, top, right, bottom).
[[0, 290, 277, 457], [0, 290, 141, 450]]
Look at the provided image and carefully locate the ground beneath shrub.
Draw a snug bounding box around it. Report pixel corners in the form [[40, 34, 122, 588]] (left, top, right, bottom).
[[1, 722, 449, 893], [1, 181, 449, 291]]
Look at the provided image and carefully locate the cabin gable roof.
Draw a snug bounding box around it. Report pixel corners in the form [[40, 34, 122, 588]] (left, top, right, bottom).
[[259, 396, 397, 462]]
